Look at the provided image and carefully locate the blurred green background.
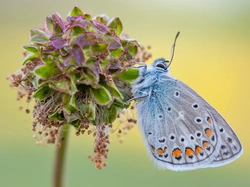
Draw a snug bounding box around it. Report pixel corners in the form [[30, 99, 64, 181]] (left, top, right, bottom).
[[1, 0, 250, 186]]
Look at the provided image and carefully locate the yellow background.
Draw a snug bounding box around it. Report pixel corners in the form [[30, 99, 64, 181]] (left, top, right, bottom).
[[1, 0, 249, 186]]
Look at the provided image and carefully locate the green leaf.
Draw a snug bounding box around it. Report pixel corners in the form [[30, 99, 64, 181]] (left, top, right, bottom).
[[51, 13, 64, 34], [108, 105, 121, 123], [63, 109, 78, 122], [120, 39, 128, 47], [23, 45, 38, 53], [77, 68, 99, 85], [99, 57, 110, 73], [42, 56, 54, 65], [69, 94, 78, 111], [89, 102, 96, 121], [121, 38, 140, 48], [48, 111, 64, 121], [107, 17, 123, 36], [86, 22, 95, 32], [62, 93, 70, 103], [69, 77, 78, 95], [63, 94, 78, 112], [128, 45, 138, 56], [72, 71, 91, 85], [71, 120, 81, 128], [68, 72, 77, 82], [68, 6, 85, 17], [32, 76, 40, 89], [30, 29, 50, 44], [54, 24, 63, 35], [83, 14, 92, 20], [114, 97, 128, 107], [63, 55, 77, 67], [48, 111, 59, 120], [79, 101, 96, 121], [72, 26, 85, 37], [91, 43, 109, 53], [94, 14, 109, 25], [106, 80, 124, 99], [33, 85, 52, 100], [91, 86, 112, 105], [30, 35, 49, 44], [49, 80, 69, 93], [115, 68, 139, 82], [85, 57, 95, 66], [110, 47, 124, 58], [30, 29, 48, 37], [59, 47, 68, 56], [22, 53, 39, 65], [45, 17, 54, 34], [34, 63, 57, 79]]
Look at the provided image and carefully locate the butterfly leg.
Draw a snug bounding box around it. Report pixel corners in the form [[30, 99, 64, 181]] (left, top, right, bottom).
[[124, 93, 149, 105]]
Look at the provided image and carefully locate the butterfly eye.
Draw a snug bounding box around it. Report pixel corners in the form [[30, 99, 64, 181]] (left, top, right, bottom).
[[156, 63, 166, 70]]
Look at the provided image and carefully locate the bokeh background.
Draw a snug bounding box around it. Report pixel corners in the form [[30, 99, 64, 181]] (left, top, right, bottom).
[[1, 0, 250, 186]]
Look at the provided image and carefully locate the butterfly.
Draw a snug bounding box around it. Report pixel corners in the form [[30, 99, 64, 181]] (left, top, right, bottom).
[[131, 32, 243, 171]]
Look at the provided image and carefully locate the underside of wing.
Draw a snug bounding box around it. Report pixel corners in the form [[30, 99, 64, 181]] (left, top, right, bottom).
[[180, 81, 243, 168], [135, 77, 243, 171]]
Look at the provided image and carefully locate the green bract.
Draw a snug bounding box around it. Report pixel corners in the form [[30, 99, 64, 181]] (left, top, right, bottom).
[[17, 6, 146, 130]]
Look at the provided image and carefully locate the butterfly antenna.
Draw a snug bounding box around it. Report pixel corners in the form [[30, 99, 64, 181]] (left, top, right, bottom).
[[167, 31, 180, 68]]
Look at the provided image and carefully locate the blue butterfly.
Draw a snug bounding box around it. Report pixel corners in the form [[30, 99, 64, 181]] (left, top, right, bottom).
[[131, 32, 243, 171]]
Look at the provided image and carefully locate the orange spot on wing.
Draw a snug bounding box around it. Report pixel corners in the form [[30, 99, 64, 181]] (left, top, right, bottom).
[[151, 145, 155, 152], [207, 116, 212, 124], [157, 148, 163, 155], [172, 148, 182, 158], [203, 141, 209, 148], [163, 147, 167, 154], [185, 148, 194, 156], [205, 128, 213, 137], [195, 146, 203, 155]]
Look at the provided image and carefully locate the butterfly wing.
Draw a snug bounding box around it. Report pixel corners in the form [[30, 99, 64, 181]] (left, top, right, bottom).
[[135, 75, 243, 171], [180, 82, 243, 168]]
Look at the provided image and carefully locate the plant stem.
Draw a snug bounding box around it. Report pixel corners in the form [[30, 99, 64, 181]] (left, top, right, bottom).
[[53, 124, 70, 187]]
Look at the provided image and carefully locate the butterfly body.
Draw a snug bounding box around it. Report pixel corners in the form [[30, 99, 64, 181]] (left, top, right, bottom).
[[132, 58, 243, 171]]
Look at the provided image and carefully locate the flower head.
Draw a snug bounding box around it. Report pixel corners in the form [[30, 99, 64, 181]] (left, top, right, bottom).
[[8, 6, 151, 168]]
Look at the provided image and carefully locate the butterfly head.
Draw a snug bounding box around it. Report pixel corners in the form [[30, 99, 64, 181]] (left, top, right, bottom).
[[152, 32, 180, 72], [152, 58, 169, 71]]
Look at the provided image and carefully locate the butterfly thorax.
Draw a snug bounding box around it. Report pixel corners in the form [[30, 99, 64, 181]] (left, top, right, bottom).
[[132, 65, 174, 100]]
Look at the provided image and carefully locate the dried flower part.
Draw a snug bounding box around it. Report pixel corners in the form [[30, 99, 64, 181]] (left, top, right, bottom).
[[32, 123, 59, 145], [112, 106, 137, 143], [88, 124, 110, 169], [8, 6, 151, 168]]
